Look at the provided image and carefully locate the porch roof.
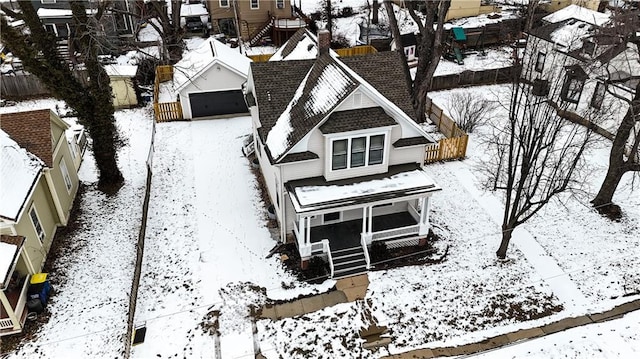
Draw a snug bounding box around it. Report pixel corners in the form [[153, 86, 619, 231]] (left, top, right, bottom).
[[286, 164, 441, 213], [0, 235, 24, 290]]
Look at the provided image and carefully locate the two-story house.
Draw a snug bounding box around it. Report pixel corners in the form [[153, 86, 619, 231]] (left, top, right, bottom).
[[0, 109, 81, 335], [523, 8, 638, 126], [244, 30, 442, 279], [208, 0, 305, 46]]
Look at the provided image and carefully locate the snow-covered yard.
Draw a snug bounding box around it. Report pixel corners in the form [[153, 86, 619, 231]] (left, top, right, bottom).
[[0, 101, 153, 358]]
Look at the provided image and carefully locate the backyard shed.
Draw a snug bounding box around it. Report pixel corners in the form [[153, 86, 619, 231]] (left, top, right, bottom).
[[173, 38, 252, 119], [104, 65, 138, 109]]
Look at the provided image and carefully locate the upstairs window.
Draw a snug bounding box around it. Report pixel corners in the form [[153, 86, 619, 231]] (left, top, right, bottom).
[[276, 0, 285, 9], [219, 0, 229, 7], [535, 52, 545, 72], [331, 134, 385, 171], [250, 0, 259, 9], [29, 207, 45, 243], [590, 81, 606, 109], [561, 75, 585, 104]]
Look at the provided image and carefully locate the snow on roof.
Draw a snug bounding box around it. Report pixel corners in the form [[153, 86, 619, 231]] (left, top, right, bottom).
[[103, 64, 138, 77], [542, 4, 610, 26], [550, 19, 595, 50], [37, 8, 96, 18], [290, 169, 440, 212], [270, 29, 338, 61], [0, 130, 43, 221], [0, 241, 19, 287], [173, 37, 251, 93], [265, 59, 356, 160], [180, 3, 208, 17]]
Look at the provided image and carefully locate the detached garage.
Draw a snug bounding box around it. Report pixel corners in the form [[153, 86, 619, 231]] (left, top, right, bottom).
[[173, 38, 252, 120]]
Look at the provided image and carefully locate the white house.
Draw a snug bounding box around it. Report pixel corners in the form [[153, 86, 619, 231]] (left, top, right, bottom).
[[244, 30, 442, 279], [524, 8, 638, 127], [172, 37, 252, 119]]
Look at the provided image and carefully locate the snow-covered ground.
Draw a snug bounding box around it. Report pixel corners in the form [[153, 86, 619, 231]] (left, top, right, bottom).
[[0, 101, 153, 358]]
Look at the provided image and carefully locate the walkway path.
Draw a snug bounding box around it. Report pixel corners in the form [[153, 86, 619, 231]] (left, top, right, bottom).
[[385, 298, 640, 358], [450, 162, 591, 313]]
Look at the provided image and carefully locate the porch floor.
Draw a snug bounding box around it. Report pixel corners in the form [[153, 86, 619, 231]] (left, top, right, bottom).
[[308, 212, 417, 250]]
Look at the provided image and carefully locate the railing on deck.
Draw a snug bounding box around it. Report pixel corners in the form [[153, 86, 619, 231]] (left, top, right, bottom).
[[0, 318, 13, 330], [424, 97, 469, 163], [153, 65, 183, 122], [371, 224, 420, 241]]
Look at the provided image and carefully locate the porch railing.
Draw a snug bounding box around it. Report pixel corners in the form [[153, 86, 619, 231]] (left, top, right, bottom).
[[371, 224, 420, 241], [309, 239, 334, 278], [0, 318, 13, 330], [0, 274, 30, 331]]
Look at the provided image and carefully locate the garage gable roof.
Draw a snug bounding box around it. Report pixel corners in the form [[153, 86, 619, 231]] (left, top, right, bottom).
[[173, 38, 252, 93]]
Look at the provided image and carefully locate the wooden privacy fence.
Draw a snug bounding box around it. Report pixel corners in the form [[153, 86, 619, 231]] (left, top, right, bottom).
[[424, 97, 469, 163], [245, 45, 378, 63], [153, 65, 183, 122], [1, 70, 90, 99], [429, 66, 519, 91]]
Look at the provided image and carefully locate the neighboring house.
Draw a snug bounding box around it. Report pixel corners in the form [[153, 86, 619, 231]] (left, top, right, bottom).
[[390, 0, 496, 22], [0, 109, 81, 335], [540, 0, 604, 13], [104, 64, 139, 109], [168, 37, 251, 119], [524, 9, 638, 119], [208, 0, 305, 46], [390, 32, 418, 62], [541, 4, 610, 26], [244, 30, 442, 279]]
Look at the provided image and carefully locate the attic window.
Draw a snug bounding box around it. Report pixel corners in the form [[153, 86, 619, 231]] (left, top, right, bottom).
[[582, 41, 596, 57]]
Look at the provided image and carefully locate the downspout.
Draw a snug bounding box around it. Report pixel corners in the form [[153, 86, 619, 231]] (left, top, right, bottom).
[[44, 169, 67, 226], [278, 164, 286, 243]]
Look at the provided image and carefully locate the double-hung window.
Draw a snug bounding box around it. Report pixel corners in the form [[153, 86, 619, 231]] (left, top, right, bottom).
[[590, 81, 605, 109], [276, 0, 285, 9], [561, 76, 585, 103], [60, 158, 73, 192], [29, 207, 45, 243], [219, 0, 229, 7], [331, 134, 385, 171], [250, 0, 259, 9], [535, 52, 545, 72]]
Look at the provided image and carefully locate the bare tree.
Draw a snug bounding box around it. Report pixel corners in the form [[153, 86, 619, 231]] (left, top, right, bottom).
[[448, 92, 496, 133], [384, 0, 451, 122], [590, 10, 640, 214], [1, 1, 123, 191]]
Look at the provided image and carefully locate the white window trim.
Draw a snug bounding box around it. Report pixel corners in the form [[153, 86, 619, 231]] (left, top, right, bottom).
[[276, 0, 285, 9], [29, 206, 46, 243], [219, 0, 230, 8], [41, 0, 56, 4], [535, 52, 545, 72], [59, 158, 73, 192], [250, 0, 259, 9], [329, 132, 387, 172]]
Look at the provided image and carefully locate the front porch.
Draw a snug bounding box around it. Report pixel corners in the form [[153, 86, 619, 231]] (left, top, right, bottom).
[[0, 274, 30, 336], [306, 212, 419, 251]]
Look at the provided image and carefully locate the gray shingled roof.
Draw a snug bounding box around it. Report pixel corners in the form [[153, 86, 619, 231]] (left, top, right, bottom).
[[250, 51, 417, 164], [320, 107, 396, 134], [279, 28, 315, 60]]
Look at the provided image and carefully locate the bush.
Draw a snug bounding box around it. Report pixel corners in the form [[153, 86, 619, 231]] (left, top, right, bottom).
[[369, 241, 390, 263], [447, 91, 496, 133]]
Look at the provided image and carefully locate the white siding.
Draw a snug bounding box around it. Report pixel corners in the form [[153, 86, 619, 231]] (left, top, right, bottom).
[[334, 89, 377, 111], [178, 62, 247, 119]]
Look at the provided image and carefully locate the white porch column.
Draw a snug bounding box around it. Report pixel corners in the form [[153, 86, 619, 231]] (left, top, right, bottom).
[[367, 206, 373, 234], [298, 216, 306, 245], [306, 216, 311, 246], [419, 196, 431, 235], [0, 291, 20, 329]]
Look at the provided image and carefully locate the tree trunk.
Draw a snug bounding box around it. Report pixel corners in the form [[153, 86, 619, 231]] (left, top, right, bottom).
[[496, 226, 514, 259], [372, 0, 379, 24], [383, 1, 412, 100], [592, 81, 640, 209]]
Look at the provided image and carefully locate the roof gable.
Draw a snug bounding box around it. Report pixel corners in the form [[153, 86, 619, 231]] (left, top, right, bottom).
[[270, 28, 339, 61], [265, 54, 358, 161], [173, 38, 251, 92], [0, 109, 61, 167], [0, 130, 43, 222]]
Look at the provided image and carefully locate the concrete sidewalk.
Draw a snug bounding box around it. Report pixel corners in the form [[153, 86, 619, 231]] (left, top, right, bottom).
[[385, 298, 640, 358], [260, 274, 369, 320]]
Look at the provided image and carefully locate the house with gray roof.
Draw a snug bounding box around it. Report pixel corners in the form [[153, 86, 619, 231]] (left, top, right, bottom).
[[524, 8, 638, 119], [244, 30, 442, 279]]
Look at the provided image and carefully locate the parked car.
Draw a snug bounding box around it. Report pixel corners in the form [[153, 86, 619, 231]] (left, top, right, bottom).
[[185, 16, 204, 33]]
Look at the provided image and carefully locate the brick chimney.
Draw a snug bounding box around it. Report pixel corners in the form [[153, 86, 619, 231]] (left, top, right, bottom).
[[318, 29, 330, 56]]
